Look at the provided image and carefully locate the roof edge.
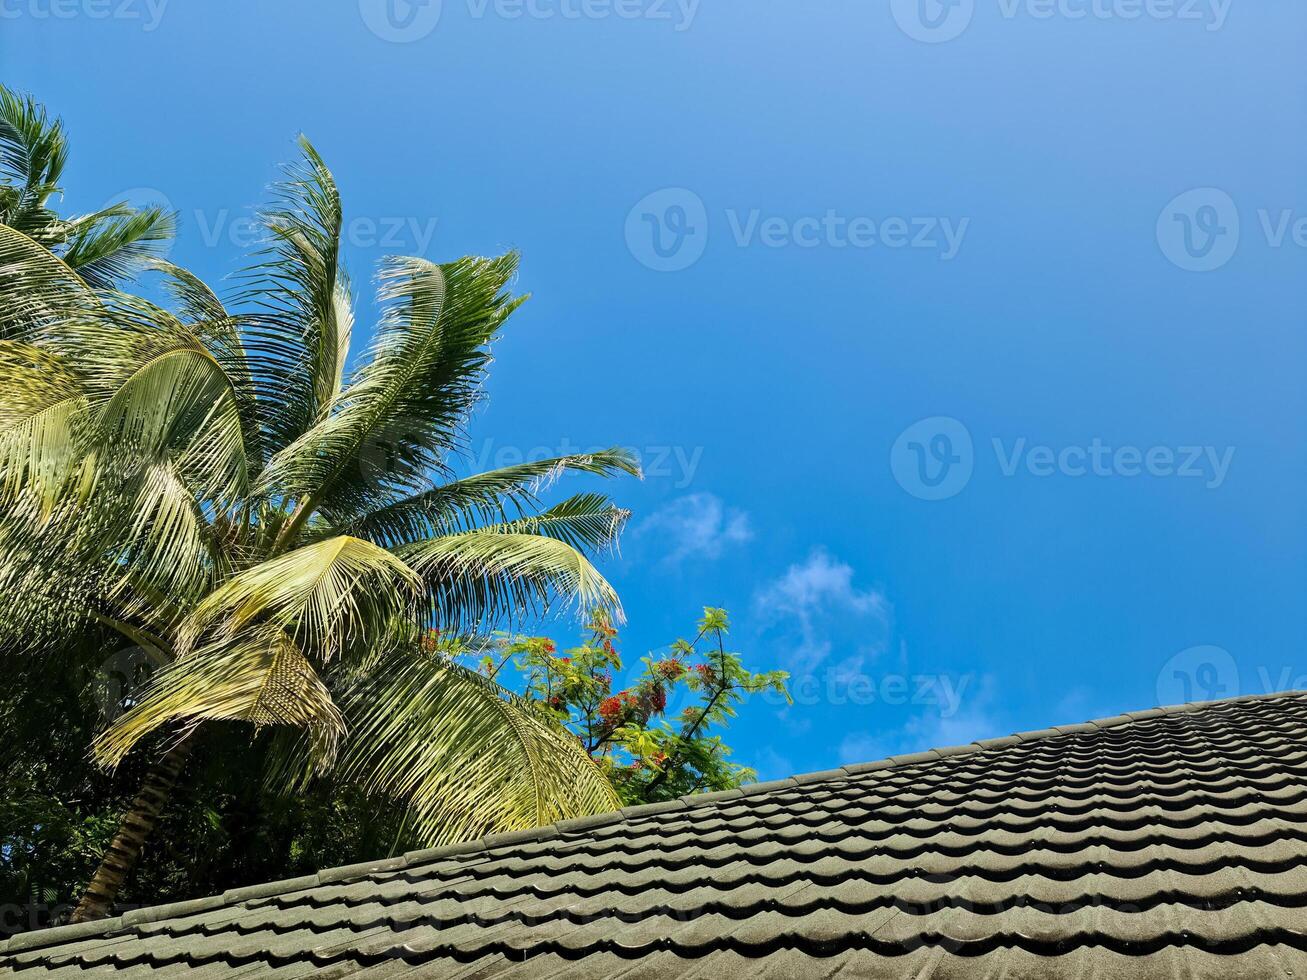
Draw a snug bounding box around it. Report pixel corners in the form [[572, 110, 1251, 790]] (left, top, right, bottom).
[[6, 687, 1302, 957]]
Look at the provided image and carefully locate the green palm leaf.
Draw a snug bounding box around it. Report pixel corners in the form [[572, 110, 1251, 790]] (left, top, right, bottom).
[[0, 222, 95, 340], [400, 529, 621, 631], [239, 136, 352, 452], [333, 649, 619, 845], [93, 628, 345, 770], [179, 535, 421, 662], [0, 85, 67, 238], [60, 205, 176, 289], [0, 340, 89, 508], [344, 449, 641, 546], [258, 253, 524, 544]]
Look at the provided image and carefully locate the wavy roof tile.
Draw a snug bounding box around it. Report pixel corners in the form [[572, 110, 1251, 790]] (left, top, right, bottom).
[[6, 690, 1307, 977]]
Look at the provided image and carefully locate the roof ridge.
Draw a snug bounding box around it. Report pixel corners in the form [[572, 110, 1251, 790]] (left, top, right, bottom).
[[8, 687, 1303, 958]]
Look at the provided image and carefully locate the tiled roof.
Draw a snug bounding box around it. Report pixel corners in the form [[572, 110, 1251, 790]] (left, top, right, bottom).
[[7, 690, 1307, 978]]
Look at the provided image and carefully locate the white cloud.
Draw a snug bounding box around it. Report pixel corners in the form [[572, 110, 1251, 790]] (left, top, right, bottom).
[[756, 549, 885, 617], [636, 493, 752, 566], [754, 550, 889, 672], [838, 731, 887, 765], [836, 676, 1003, 766]]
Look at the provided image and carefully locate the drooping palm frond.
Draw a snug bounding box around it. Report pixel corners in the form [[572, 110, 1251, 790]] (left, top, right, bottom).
[[60, 205, 176, 290], [178, 535, 421, 661], [400, 529, 621, 632], [145, 258, 228, 326], [0, 340, 89, 507], [144, 259, 266, 474], [331, 648, 619, 845], [0, 222, 95, 340], [344, 449, 641, 546], [93, 627, 345, 770], [112, 460, 217, 608], [239, 136, 352, 452], [68, 295, 250, 508]]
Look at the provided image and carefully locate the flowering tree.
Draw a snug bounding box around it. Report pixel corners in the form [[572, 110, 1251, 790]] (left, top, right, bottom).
[[472, 608, 791, 805]]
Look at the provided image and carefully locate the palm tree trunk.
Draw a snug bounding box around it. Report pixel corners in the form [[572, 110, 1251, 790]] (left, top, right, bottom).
[[71, 736, 194, 922]]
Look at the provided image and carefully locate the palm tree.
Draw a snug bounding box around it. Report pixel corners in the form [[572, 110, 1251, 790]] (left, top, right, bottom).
[[0, 85, 175, 288], [0, 123, 636, 922]]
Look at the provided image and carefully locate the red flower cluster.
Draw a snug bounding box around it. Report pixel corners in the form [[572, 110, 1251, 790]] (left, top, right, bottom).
[[696, 664, 716, 684], [600, 691, 638, 724], [599, 696, 623, 722]]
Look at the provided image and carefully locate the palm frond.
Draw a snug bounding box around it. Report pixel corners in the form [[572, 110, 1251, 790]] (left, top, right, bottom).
[[259, 253, 524, 539], [490, 493, 631, 552], [109, 460, 217, 610], [93, 628, 344, 770], [0, 222, 94, 341], [331, 649, 619, 845], [144, 259, 266, 473], [0, 340, 89, 508], [238, 136, 352, 452], [71, 295, 250, 507], [399, 528, 620, 632], [344, 449, 641, 546], [0, 85, 67, 237], [60, 204, 176, 290], [178, 535, 421, 662]]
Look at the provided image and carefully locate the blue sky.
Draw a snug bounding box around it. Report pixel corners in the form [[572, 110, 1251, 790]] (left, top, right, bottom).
[[5, 0, 1306, 781]]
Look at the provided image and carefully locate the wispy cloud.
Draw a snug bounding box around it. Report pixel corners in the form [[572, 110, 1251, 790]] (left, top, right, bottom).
[[837, 676, 1003, 766], [754, 549, 889, 673], [635, 493, 752, 566]]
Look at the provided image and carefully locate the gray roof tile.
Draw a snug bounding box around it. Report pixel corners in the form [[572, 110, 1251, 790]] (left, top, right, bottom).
[[8, 691, 1307, 976]]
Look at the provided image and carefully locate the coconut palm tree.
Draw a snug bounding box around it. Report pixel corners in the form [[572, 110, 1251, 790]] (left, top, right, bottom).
[[0, 130, 636, 922], [0, 85, 175, 288]]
